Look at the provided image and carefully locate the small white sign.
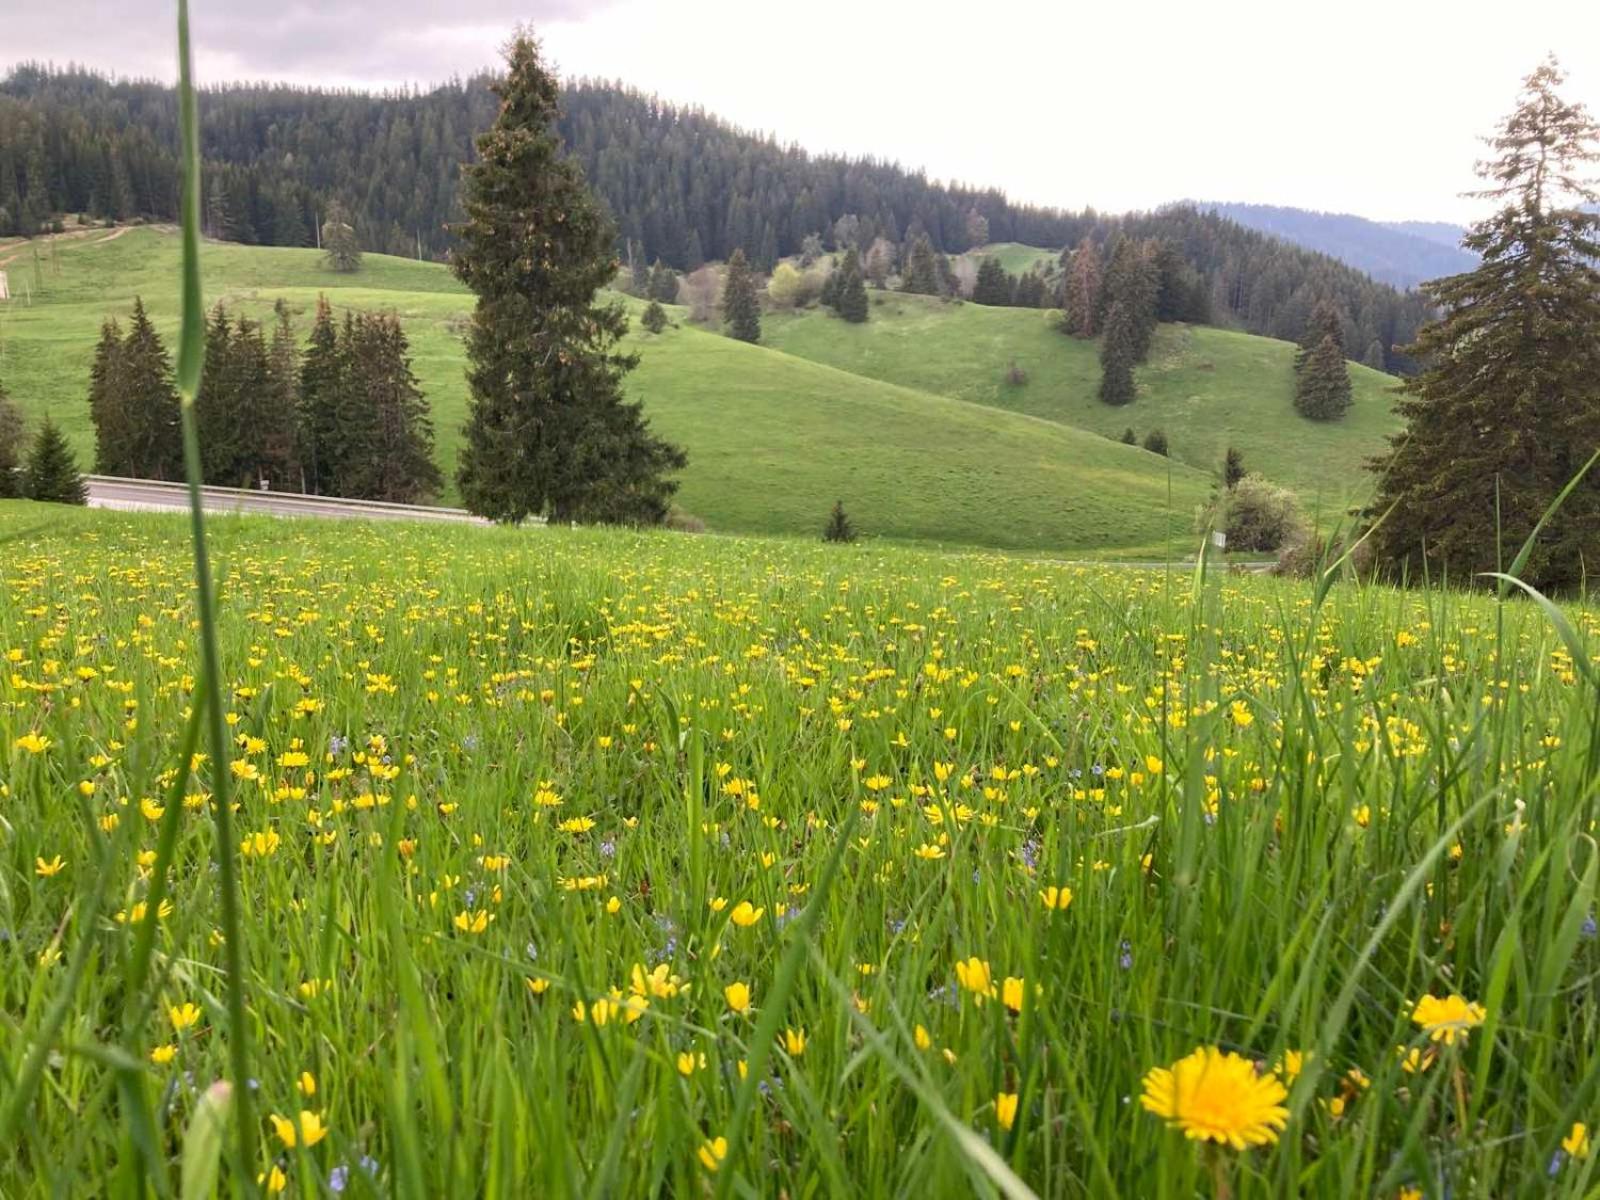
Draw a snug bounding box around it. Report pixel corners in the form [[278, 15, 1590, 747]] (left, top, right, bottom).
[[1211, 530, 1227, 549]]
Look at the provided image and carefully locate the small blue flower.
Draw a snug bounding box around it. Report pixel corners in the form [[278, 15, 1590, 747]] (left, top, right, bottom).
[[329, 1165, 350, 1193]]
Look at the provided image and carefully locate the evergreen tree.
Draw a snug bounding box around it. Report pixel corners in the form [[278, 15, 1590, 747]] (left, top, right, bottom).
[[646, 260, 678, 302], [453, 35, 685, 525], [195, 305, 242, 484], [321, 201, 362, 272], [640, 301, 667, 334], [823, 500, 857, 543], [1013, 269, 1047, 308], [833, 248, 868, 323], [721, 248, 761, 342], [972, 256, 1013, 306], [339, 313, 441, 503], [1100, 237, 1160, 362], [1098, 301, 1137, 406], [0, 375, 23, 498], [1369, 59, 1600, 590], [1294, 334, 1353, 420], [87, 317, 125, 474], [1294, 298, 1344, 372], [262, 300, 301, 488], [298, 295, 343, 495], [1224, 446, 1246, 489], [1119, 427, 1136, 445], [1063, 237, 1102, 336], [900, 234, 940, 295], [1362, 338, 1387, 371], [23, 418, 87, 504], [114, 298, 183, 480], [1143, 428, 1168, 456]]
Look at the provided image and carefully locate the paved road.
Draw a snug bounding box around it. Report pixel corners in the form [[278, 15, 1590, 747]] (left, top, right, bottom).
[[86, 476, 491, 525]]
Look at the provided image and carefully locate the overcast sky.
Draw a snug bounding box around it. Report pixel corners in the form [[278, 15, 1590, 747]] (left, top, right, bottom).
[[6, 0, 1599, 222]]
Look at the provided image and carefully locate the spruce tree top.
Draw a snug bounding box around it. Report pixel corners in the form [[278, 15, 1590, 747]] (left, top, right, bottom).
[[452, 36, 618, 330]]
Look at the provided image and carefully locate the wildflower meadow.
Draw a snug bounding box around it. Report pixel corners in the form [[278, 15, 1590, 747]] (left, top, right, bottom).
[[2, 507, 1597, 1197]]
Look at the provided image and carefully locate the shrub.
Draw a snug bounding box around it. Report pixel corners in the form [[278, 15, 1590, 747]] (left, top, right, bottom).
[[1220, 473, 1303, 553], [1005, 359, 1028, 386], [640, 302, 667, 334], [1142, 429, 1168, 456], [1119, 428, 1136, 445]]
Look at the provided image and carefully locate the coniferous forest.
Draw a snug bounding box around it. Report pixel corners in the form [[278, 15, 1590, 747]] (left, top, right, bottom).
[[0, 66, 1429, 370]]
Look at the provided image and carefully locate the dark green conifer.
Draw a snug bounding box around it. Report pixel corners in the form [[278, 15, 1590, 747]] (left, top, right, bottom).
[[641, 301, 668, 334], [453, 34, 684, 524], [23, 418, 87, 504], [1098, 301, 1137, 406], [900, 234, 940, 295], [823, 500, 857, 543], [834, 249, 868, 323], [298, 296, 344, 495], [1294, 334, 1353, 421], [721, 248, 761, 342], [1369, 58, 1600, 589]]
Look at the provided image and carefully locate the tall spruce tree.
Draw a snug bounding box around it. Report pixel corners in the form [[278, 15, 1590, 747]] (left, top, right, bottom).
[[972, 256, 1013, 306], [298, 296, 344, 495], [721, 248, 761, 342], [646, 260, 678, 302], [113, 299, 183, 480], [23, 418, 87, 504], [1295, 334, 1353, 420], [453, 34, 685, 525], [1062, 237, 1102, 337], [1369, 59, 1600, 590], [1294, 298, 1344, 372], [321, 201, 362, 273], [900, 234, 940, 295], [195, 306, 243, 484], [833, 248, 869, 323], [339, 313, 441, 503], [261, 300, 301, 488], [1099, 238, 1160, 363], [87, 317, 125, 474], [0, 375, 23, 498], [1098, 301, 1137, 406]]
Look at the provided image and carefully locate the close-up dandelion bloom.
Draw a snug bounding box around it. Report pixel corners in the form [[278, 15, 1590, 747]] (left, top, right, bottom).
[[1411, 994, 1486, 1045], [1140, 1047, 1290, 1150]]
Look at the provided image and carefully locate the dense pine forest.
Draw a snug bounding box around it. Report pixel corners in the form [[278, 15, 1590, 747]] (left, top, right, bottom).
[[0, 65, 1429, 368]]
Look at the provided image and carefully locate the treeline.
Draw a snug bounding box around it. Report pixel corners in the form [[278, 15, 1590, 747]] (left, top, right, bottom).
[[0, 65, 1427, 369], [88, 296, 439, 502]]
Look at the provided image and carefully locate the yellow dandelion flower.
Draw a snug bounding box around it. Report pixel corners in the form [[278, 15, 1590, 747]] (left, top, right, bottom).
[[697, 1136, 727, 1171], [1410, 994, 1484, 1045], [723, 981, 752, 1015], [1140, 1046, 1289, 1150]]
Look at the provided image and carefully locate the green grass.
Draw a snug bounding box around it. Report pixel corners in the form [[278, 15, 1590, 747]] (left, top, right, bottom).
[[763, 293, 1402, 514], [0, 227, 1213, 554], [3, 503, 1599, 1197], [958, 242, 1060, 277]]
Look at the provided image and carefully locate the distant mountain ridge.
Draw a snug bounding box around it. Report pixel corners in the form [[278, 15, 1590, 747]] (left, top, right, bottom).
[[1195, 202, 1476, 289]]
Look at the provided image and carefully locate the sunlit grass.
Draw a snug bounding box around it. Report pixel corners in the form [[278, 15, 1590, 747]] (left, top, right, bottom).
[[1, 504, 1597, 1196]]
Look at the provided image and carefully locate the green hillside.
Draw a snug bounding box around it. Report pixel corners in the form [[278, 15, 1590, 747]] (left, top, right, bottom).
[[0, 227, 1210, 554], [763, 292, 1401, 514]]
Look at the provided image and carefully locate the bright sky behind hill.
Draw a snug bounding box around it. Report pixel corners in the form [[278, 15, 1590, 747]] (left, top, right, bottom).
[[7, 0, 1600, 223]]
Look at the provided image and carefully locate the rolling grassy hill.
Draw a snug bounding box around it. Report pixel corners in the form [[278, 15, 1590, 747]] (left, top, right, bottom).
[[0, 227, 1212, 555], [763, 291, 1401, 515]]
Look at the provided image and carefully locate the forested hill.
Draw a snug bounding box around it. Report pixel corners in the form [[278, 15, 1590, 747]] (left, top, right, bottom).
[[1199, 201, 1477, 289], [1, 65, 1428, 369]]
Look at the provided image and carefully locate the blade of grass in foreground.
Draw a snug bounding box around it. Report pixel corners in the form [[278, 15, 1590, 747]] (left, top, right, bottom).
[[174, 0, 257, 1184]]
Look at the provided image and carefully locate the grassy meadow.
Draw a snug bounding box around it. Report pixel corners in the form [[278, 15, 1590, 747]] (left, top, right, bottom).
[[0, 226, 1401, 552], [763, 295, 1401, 514], [3, 502, 1599, 1197]]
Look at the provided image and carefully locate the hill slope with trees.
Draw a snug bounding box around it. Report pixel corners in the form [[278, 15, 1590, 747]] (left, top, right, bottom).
[[1, 66, 1428, 371]]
